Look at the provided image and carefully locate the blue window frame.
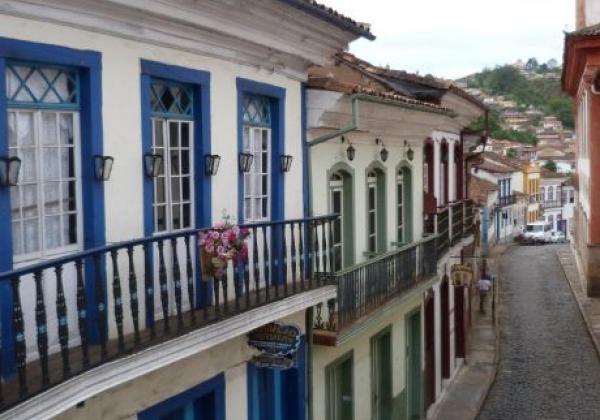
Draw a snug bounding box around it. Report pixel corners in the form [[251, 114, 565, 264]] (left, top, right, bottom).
[[0, 37, 103, 376], [236, 78, 285, 223], [138, 373, 225, 420], [140, 60, 211, 318]]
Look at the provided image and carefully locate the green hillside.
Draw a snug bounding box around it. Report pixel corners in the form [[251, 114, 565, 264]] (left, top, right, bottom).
[[460, 62, 573, 130]]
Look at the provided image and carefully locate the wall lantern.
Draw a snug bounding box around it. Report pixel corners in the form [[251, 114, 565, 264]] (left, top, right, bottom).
[[239, 152, 254, 173], [280, 154, 293, 173], [144, 153, 163, 178], [204, 154, 221, 176], [404, 140, 415, 161], [94, 155, 114, 181], [341, 136, 355, 161], [375, 138, 388, 162], [0, 156, 21, 187]]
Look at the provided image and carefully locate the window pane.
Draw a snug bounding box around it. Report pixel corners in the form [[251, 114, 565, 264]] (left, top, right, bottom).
[[20, 148, 37, 183], [17, 112, 34, 146], [182, 203, 191, 228], [65, 214, 77, 245], [44, 182, 61, 215], [172, 204, 181, 230], [182, 177, 190, 201], [10, 188, 20, 218], [41, 113, 58, 145], [170, 150, 180, 176], [45, 215, 61, 249], [333, 191, 342, 213], [59, 113, 74, 145], [181, 150, 190, 175], [43, 147, 60, 180], [12, 221, 22, 255], [61, 147, 75, 178], [369, 213, 376, 234], [171, 177, 181, 202], [181, 123, 190, 147], [397, 184, 403, 204], [154, 120, 164, 147], [8, 112, 17, 147], [22, 184, 38, 217], [169, 122, 179, 147], [369, 187, 375, 210], [155, 177, 166, 203], [23, 219, 39, 254], [65, 181, 77, 212], [156, 205, 166, 232]]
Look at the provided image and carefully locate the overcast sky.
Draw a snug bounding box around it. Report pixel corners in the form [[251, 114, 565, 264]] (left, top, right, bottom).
[[323, 0, 575, 79]]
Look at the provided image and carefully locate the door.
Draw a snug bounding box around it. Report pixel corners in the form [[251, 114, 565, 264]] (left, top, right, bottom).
[[371, 329, 392, 420], [326, 353, 354, 420], [406, 310, 422, 420], [441, 277, 450, 379], [330, 173, 344, 271], [424, 292, 436, 410], [455, 286, 466, 359]]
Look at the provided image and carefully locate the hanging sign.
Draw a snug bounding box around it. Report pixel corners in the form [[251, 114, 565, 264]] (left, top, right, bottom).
[[451, 264, 473, 287], [247, 323, 301, 369]]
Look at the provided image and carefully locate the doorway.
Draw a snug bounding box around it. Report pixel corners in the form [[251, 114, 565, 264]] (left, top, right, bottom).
[[406, 310, 422, 420], [441, 277, 450, 379], [424, 291, 436, 411], [455, 285, 466, 359]]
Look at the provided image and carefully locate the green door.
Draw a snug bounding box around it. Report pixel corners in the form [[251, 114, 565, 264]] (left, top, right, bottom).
[[407, 311, 422, 420], [372, 330, 393, 420], [326, 353, 354, 420]]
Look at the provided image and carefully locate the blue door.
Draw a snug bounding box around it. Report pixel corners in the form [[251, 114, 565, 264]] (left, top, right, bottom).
[[138, 373, 225, 420]]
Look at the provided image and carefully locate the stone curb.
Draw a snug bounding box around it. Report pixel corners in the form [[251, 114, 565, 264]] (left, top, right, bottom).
[[556, 245, 600, 361]]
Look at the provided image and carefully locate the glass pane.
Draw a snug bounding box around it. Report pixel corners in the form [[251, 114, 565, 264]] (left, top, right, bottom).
[[172, 204, 181, 230], [333, 191, 342, 213], [244, 198, 251, 220], [369, 187, 375, 210], [171, 177, 181, 202], [43, 147, 60, 180], [17, 112, 34, 146], [334, 220, 341, 243], [10, 188, 20, 216], [41, 113, 58, 145], [181, 150, 190, 175], [397, 184, 403, 204], [65, 181, 77, 212], [182, 203, 191, 228], [261, 129, 268, 150], [261, 175, 268, 195], [156, 205, 166, 232], [170, 150, 180, 175], [169, 122, 179, 147], [261, 198, 268, 219], [44, 182, 61, 215], [23, 218, 39, 254], [45, 214, 61, 249], [155, 177, 165, 203], [59, 114, 74, 145], [27, 70, 47, 100], [12, 221, 22, 255], [181, 123, 190, 147], [64, 214, 77, 245], [8, 112, 17, 147], [154, 120, 164, 147], [369, 236, 376, 253], [20, 148, 37, 183], [369, 213, 376, 234], [182, 177, 190, 201], [22, 184, 38, 217], [243, 127, 250, 150]]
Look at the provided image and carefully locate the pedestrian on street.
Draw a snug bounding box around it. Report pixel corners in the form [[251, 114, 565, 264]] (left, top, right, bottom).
[[477, 275, 492, 314]]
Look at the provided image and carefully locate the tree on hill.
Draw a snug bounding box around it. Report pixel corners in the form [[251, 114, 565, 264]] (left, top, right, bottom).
[[543, 160, 558, 172], [507, 148, 519, 158], [470, 110, 538, 145], [526, 58, 538, 71]]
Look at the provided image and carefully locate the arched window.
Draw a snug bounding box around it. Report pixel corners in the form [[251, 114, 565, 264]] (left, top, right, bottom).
[[548, 186, 554, 201], [366, 167, 386, 255], [329, 168, 354, 270], [397, 166, 413, 244]]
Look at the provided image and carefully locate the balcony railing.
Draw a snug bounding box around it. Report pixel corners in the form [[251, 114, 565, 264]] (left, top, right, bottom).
[[463, 199, 475, 237], [450, 202, 463, 246], [540, 200, 563, 210], [313, 236, 437, 338], [436, 207, 450, 256], [528, 194, 541, 204], [497, 194, 516, 207], [0, 215, 336, 411]]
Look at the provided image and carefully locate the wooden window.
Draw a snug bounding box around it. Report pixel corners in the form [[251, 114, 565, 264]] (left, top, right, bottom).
[[367, 171, 378, 253], [330, 173, 344, 271], [326, 353, 354, 420], [397, 172, 404, 243]]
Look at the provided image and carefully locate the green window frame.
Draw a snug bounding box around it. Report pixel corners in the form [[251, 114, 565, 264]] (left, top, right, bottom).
[[325, 352, 354, 420], [371, 327, 393, 420]]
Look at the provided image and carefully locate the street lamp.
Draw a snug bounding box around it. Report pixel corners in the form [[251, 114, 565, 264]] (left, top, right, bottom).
[[144, 153, 163, 178], [341, 136, 355, 161], [239, 152, 254, 173], [204, 154, 221, 176], [0, 156, 21, 186], [375, 138, 388, 162], [280, 154, 293, 173]]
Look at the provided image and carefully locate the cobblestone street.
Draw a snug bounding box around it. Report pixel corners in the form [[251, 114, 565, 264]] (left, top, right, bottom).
[[478, 245, 600, 420]]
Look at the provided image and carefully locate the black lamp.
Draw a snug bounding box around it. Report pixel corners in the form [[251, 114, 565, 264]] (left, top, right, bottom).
[[239, 152, 254, 173], [0, 156, 21, 186], [204, 154, 221, 176], [342, 136, 355, 161], [375, 138, 388, 162], [404, 140, 415, 161], [94, 155, 114, 181], [280, 155, 293, 173], [144, 153, 163, 178]]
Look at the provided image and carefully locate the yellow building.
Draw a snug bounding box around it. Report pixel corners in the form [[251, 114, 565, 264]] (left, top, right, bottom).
[[523, 162, 542, 222]]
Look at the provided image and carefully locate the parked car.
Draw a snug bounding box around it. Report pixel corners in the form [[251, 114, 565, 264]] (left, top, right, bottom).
[[549, 230, 568, 244], [522, 222, 552, 244]]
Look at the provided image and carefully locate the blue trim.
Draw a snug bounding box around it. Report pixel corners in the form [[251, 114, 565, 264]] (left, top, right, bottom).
[[0, 37, 104, 375], [138, 372, 225, 420], [140, 60, 212, 316]]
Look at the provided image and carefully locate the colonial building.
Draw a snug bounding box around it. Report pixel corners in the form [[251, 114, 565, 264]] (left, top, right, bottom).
[[523, 161, 542, 223], [0, 1, 374, 418], [540, 170, 570, 234], [563, 0, 600, 296], [306, 53, 486, 420]]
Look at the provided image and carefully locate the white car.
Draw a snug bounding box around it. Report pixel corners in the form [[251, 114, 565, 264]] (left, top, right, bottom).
[[522, 222, 551, 244], [549, 230, 567, 244]]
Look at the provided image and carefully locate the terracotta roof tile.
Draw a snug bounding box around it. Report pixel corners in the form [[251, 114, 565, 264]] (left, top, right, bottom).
[[469, 176, 498, 206]]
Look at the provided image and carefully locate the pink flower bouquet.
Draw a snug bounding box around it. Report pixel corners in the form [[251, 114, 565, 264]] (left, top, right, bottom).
[[199, 218, 250, 280]]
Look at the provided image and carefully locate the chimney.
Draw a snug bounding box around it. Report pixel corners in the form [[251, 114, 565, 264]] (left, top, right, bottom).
[[578, 0, 600, 29]]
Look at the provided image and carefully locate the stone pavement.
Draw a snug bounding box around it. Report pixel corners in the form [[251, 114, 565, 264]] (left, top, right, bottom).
[[429, 245, 505, 420], [558, 246, 600, 359]]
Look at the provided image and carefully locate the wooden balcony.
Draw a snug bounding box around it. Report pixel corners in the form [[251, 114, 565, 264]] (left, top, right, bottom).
[[0, 215, 336, 412]]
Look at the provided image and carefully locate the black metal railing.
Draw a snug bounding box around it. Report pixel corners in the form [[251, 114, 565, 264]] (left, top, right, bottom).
[[463, 199, 474, 237], [0, 215, 336, 411], [450, 202, 463, 245], [498, 194, 516, 207], [335, 236, 437, 330], [540, 200, 563, 210], [436, 207, 450, 257]]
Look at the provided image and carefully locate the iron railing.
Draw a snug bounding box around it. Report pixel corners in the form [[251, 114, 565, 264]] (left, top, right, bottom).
[[436, 207, 450, 257], [540, 200, 563, 210], [0, 215, 336, 410], [335, 236, 437, 331], [450, 202, 463, 245], [497, 194, 516, 207], [463, 199, 474, 237]]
